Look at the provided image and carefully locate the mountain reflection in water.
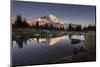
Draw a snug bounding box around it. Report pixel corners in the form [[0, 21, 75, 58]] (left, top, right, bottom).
[[27, 36, 64, 46], [12, 34, 87, 66], [12, 34, 85, 48]]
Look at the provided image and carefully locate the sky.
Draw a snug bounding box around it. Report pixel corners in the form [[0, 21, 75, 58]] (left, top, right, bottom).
[[11, 1, 96, 26]]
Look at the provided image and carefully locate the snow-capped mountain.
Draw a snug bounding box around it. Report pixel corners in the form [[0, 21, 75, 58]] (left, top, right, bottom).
[[29, 14, 65, 28]]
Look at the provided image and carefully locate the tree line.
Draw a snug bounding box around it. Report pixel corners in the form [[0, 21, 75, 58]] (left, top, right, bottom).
[[68, 24, 96, 31], [12, 15, 96, 31], [12, 15, 29, 28]]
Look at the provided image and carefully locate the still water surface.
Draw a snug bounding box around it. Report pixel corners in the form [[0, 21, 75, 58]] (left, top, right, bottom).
[[12, 34, 86, 66]]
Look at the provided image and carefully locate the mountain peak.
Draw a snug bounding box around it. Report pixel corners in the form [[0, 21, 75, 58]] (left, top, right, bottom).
[[48, 14, 59, 20], [29, 14, 64, 26], [48, 14, 59, 23], [48, 14, 64, 25]]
